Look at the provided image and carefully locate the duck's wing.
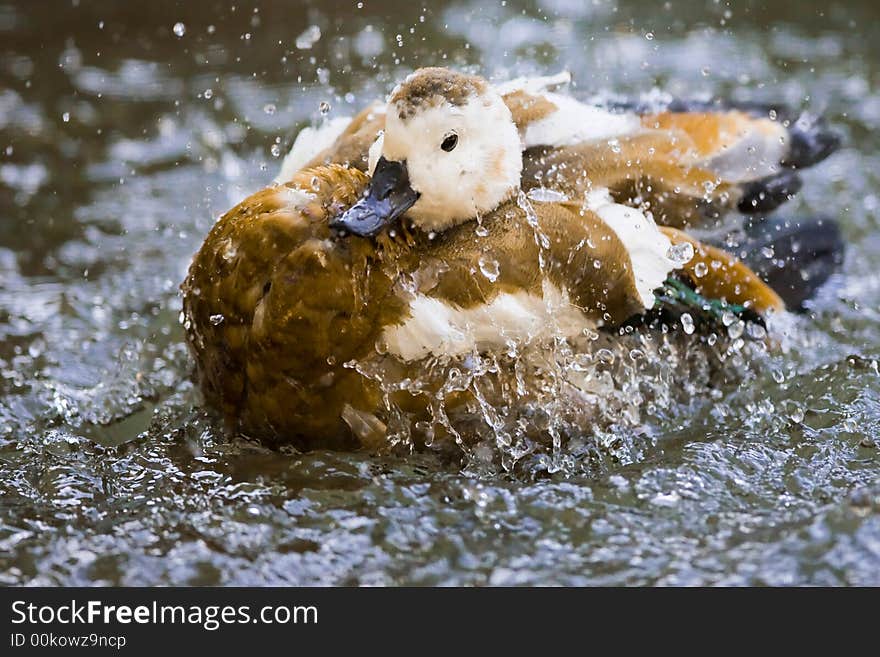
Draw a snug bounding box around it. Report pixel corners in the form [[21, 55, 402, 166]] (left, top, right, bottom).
[[522, 135, 733, 228], [399, 197, 673, 339], [182, 165, 394, 447], [394, 194, 789, 362], [514, 90, 840, 227], [545, 194, 785, 319]]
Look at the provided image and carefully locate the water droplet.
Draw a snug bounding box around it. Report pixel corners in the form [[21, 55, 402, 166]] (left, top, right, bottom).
[[62, 112, 70, 123], [746, 322, 766, 340], [479, 256, 500, 282], [727, 319, 744, 339], [645, 31, 655, 40], [596, 349, 615, 364], [173, 22, 186, 38], [319, 101, 331, 115], [651, 491, 680, 507], [220, 239, 238, 262], [263, 103, 276, 115], [209, 314, 225, 326], [204, 88, 214, 100], [681, 313, 695, 335], [270, 143, 281, 157], [694, 261, 708, 278], [527, 187, 569, 203], [788, 405, 804, 424], [295, 25, 321, 50], [667, 241, 694, 267]]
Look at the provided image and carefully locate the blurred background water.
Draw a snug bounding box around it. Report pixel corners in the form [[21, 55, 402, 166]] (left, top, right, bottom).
[[1, 0, 879, 585]]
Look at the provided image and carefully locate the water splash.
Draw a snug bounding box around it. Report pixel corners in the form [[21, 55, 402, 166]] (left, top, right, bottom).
[[345, 308, 768, 477]]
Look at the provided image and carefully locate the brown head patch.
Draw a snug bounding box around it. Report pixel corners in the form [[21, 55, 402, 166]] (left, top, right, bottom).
[[390, 67, 487, 119]]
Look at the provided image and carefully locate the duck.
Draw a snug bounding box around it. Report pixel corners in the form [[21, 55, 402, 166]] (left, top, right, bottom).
[[181, 68, 842, 451]]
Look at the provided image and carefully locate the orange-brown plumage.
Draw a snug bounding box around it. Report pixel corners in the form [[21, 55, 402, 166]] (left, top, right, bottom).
[[660, 227, 785, 313], [183, 166, 787, 449], [183, 68, 840, 450]]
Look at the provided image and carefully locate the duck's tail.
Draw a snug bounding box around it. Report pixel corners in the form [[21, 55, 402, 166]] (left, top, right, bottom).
[[609, 96, 841, 217], [659, 98, 843, 170], [721, 105, 841, 215], [625, 217, 844, 335]]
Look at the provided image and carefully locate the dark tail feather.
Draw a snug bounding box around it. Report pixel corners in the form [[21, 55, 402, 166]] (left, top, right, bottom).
[[780, 112, 842, 169], [735, 216, 845, 311], [737, 170, 803, 214]]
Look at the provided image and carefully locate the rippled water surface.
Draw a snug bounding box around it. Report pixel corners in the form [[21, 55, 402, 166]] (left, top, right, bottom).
[[2, 0, 880, 585]]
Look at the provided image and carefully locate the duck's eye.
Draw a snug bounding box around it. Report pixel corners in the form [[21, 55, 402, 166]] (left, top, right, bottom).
[[440, 132, 458, 152]]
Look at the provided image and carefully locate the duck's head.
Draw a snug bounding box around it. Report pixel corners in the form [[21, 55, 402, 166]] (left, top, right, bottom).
[[332, 67, 522, 237]]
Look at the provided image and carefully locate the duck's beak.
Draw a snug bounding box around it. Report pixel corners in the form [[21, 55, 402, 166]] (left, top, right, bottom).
[[331, 157, 420, 237]]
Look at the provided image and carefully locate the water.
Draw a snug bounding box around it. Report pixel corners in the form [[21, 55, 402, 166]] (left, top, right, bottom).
[[1, 0, 880, 585]]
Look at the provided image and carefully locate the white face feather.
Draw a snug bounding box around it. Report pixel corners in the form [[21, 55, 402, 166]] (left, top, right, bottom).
[[375, 90, 523, 232]]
